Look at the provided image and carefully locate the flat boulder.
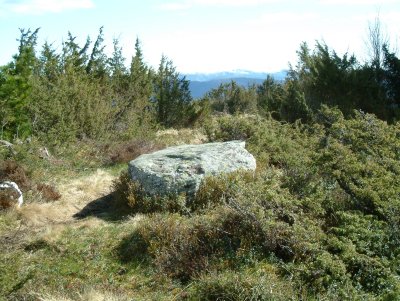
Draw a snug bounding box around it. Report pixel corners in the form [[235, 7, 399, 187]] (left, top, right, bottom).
[[128, 140, 256, 197]]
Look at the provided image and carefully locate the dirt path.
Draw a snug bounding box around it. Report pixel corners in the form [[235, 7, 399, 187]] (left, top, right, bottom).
[[1, 168, 142, 300], [13, 169, 118, 241]]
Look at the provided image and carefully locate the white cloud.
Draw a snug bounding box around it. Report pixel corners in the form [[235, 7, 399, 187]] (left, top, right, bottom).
[[192, 0, 280, 5], [158, 0, 281, 10], [253, 11, 318, 25], [0, 0, 94, 15], [320, 0, 397, 5], [157, 2, 190, 11]]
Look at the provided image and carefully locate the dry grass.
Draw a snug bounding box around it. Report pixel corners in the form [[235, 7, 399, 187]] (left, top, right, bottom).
[[155, 128, 207, 146], [18, 169, 116, 228], [0, 168, 118, 254], [37, 289, 132, 301], [0, 166, 183, 300]]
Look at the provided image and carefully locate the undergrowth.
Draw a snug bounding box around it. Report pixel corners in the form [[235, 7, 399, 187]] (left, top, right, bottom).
[[1, 108, 400, 300], [114, 108, 400, 300]]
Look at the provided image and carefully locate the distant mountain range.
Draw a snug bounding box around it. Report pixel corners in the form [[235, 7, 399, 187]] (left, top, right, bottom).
[[184, 70, 287, 99]]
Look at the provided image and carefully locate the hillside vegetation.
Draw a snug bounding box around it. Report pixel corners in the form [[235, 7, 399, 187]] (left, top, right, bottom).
[[1, 21, 400, 300]]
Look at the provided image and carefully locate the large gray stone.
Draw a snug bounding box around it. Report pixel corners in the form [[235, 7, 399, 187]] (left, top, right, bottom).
[[128, 140, 256, 197]]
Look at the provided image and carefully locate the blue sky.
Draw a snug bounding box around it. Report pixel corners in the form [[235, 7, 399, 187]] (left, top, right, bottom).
[[0, 0, 399, 73]]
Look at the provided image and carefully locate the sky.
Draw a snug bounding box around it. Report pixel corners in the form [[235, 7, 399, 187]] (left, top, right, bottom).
[[0, 0, 399, 73]]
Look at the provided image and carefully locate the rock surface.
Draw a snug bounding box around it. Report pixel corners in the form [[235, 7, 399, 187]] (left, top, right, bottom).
[[128, 140, 256, 197]]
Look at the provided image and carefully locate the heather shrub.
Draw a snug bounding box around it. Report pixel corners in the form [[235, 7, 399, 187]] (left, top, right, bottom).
[[190, 171, 255, 212], [0, 190, 19, 210], [204, 114, 260, 142], [0, 159, 32, 191], [317, 108, 400, 218], [185, 263, 296, 301], [113, 171, 188, 214], [36, 183, 61, 201], [116, 108, 400, 298], [118, 205, 262, 282]]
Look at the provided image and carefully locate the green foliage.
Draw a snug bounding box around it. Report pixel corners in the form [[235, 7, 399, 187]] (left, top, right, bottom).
[[86, 26, 108, 78], [204, 114, 260, 142], [186, 263, 296, 301], [280, 41, 400, 122], [62, 31, 90, 71], [121, 213, 218, 281], [38, 41, 61, 82], [153, 55, 193, 127], [317, 108, 400, 218], [191, 171, 255, 212], [204, 81, 258, 115], [30, 66, 116, 143], [0, 28, 39, 140], [118, 38, 155, 138], [16, 30, 158, 143], [116, 107, 400, 298], [257, 75, 285, 119], [113, 171, 188, 214], [383, 45, 400, 119], [290, 42, 359, 114], [1, 24, 400, 300], [280, 78, 313, 123]]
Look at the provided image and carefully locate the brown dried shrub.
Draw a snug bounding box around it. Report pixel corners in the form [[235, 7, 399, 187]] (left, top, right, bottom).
[[108, 139, 164, 164], [0, 160, 31, 191], [0, 189, 19, 210], [36, 183, 62, 201]]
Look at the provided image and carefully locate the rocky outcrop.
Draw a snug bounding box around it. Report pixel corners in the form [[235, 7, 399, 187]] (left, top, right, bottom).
[[128, 140, 256, 197]]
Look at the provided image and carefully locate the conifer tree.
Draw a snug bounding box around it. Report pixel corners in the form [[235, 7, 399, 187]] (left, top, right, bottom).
[[153, 55, 192, 127], [257, 75, 284, 119], [205, 81, 257, 115], [86, 26, 108, 78], [108, 37, 129, 119], [383, 45, 400, 119], [0, 28, 39, 139], [129, 38, 153, 104], [108, 37, 127, 80], [62, 32, 90, 72], [38, 42, 61, 82], [110, 38, 154, 137]]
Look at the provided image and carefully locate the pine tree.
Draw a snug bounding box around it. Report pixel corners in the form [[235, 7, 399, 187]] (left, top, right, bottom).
[[0, 28, 39, 140], [62, 32, 90, 72], [153, 55, 192, 127], [110, 38, 154, 137], [108, 37, 129, 118], [108, 37, 127, 80], [257, 75, 284, 119], [86, 26, 108, 78], [383, 45, 400, 119], [38, 42, 61, 82], [129, 38, 153, 105]]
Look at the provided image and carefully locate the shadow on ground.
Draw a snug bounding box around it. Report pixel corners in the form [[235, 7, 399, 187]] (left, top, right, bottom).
[[73, 192, 132, 222]]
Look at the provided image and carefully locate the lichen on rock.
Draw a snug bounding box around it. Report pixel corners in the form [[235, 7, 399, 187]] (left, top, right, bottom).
[[128, 140, 256, 197]]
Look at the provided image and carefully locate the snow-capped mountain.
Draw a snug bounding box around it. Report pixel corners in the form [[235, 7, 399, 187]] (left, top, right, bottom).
[[184, 69, 287, 82], [184, 70, 287, 99]]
